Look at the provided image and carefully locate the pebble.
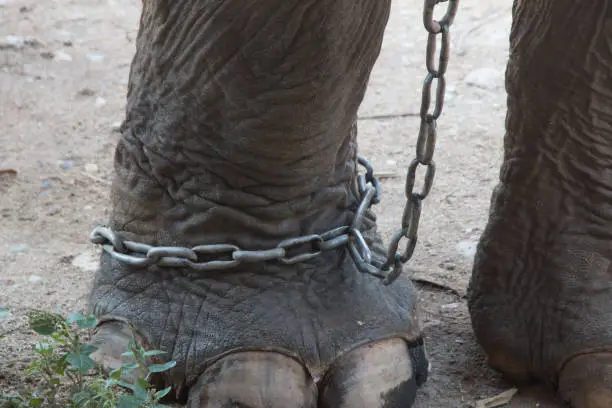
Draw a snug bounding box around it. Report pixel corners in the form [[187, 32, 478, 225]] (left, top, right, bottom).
[[71, 250, 99, 273], [84, 163, 99, 173], [441, 302, 461, 311], [9, 244, 28, 253], [0, 35, 25, 49], [59, 159, 73, 170], [53, 50, 73, 61], [77, 88, 96, 96], [28, 275, 43, 283], [41, 179, 53, 189], [111, 121, 122, 132], [464, 67, 503, 90], [95, 96, 107, 106], [86, 53, 105, 62], [455, 240, 478, 259]]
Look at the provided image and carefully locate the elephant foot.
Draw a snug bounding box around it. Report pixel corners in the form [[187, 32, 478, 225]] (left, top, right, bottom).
[[558, 352, 612, 408], [89, 320, 428, 407], [469, 187, 612, 407]]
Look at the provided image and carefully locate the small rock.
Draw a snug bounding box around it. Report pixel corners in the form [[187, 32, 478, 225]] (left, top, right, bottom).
[[9, 244, 28, 253], [59, 159, 73, 170], [95, 96, 107, 106], [40, 51, 54, 60], [41, 179, 53, 189], [456, 240, 478, 259], [63, 40, 73, 47], [28, 275, 43, 283], [47, 206, 60, 216], [86, 53, 105, 62], [77, 88, 95, 97], [84, 204, 93, 211], [111, 121, 122, 132], [53, 50, 73, 61], [464, 67, 503, 90], [356, 320, 364, 326], [441, 302, 461, 311], [71, 251, 99, 273], [84, 163, 99, 173], [0, 35, 24, 49], [386, 159, 397, 166]]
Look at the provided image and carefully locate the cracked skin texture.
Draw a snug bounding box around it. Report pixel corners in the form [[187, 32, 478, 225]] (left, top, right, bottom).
[[89, 0, 426, 405]]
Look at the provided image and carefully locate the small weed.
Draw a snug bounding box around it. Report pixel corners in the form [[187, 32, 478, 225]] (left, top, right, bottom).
[[0, 309, 175, 408]]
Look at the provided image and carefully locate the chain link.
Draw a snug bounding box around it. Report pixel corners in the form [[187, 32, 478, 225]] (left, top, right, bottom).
[[376, 0, 457, 284], [89, 0, 457, 285]]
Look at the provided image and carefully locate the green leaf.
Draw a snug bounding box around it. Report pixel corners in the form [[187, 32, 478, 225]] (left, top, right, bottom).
[[66, 312, 85, 325], [115, 380, 137, 391], [142, 350, 166, 357], [109, 368, 123, 380], [154, 386, 172, 400], [27, 310, 66, 335], [76, 315, 98, 329], [117, 394, 146, 408], [133, 378, 150, 398], [147, 360, 176, 373], [121, 351, 136, 359], [121, 363, 140, 370], [80, 343, 98, 356], [66, 351, 96, 373], [29, 397, 44, 407], [72, 390, 93, 405]]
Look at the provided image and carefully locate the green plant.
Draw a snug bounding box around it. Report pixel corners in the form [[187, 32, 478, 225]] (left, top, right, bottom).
[[0, 310, 176, 408]]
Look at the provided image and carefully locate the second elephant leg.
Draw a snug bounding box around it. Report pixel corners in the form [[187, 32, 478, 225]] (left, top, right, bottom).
[[469, 1, 612, 407]]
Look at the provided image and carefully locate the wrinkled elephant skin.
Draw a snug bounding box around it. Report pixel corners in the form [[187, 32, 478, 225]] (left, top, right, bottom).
[[87, 0, 612, 407], [468, 0, 612, 407], [89, 0, 427, 407]]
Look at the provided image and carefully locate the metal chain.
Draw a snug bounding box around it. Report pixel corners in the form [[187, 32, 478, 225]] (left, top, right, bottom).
[[377, 0, 458, 284], [89, 0, 458, 285]]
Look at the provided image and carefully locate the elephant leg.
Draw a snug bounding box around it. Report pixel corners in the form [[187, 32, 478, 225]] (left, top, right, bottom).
[[88, 0, 426, 404], [186, 352, 316, 408], [468, 0, 612, 407], [318, 338, 428, 408]]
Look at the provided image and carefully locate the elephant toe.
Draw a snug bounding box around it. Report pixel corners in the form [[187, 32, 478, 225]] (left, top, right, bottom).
[[89, 320, 146, 380], [318, 337, 428, 408], [558, 352, 612, 408], [187, 351, 316, 408]]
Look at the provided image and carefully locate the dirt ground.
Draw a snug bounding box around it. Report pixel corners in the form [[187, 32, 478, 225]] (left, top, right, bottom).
[[0, 1, 566, 407]]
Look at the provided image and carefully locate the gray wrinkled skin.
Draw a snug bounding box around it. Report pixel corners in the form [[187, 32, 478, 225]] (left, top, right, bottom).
[[89, 0, 612, 406], [89, 0, 425, 406], [469, 0, 612, 407]]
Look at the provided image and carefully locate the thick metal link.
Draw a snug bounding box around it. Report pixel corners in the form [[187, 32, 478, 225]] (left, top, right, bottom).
[[378, 0, 457, 284], [89, 0, 458, 285]]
